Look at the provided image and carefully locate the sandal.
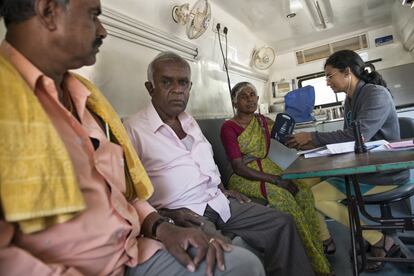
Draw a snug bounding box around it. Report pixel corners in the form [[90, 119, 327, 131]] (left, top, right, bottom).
[[349, 240, 370, 259], [323, 237, 336, 255], [364, 236, 401, 272]]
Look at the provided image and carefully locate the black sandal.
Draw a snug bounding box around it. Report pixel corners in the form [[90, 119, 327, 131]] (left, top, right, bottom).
[[323, 237, 336, 255], [364, 238, 401, 272]]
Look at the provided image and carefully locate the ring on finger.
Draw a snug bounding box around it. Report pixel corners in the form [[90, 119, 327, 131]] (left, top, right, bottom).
[[208, 238, 215, 244]]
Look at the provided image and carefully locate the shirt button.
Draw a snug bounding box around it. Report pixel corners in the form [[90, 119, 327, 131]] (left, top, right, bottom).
[[76, 138, 82, 145]]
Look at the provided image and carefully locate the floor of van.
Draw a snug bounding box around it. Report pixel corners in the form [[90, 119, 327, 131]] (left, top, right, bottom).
[[327, 202, 414, 275]]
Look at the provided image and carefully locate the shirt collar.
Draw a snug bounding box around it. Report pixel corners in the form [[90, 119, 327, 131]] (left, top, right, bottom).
[[65, 74, 91, 121], [178, 110, 193, 130], [353, 79, 366, 98], [146, 103, 164, 133], [0, 40, 91, 120], [0, 40, 43, 91], [146, 102, 193, 133]]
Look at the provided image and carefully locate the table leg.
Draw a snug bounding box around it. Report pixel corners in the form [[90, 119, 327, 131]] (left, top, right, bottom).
[[351, 175, 368, 273], [345, 175, 359, 276]]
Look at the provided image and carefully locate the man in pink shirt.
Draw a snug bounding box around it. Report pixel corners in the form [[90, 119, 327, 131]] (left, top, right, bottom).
[[124, 51, 315, 276], [0, 1, 265, 276]]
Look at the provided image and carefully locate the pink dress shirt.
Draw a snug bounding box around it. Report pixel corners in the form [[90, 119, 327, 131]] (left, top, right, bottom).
[[0, 42, 163, 276], [124, 103, 231, 222]]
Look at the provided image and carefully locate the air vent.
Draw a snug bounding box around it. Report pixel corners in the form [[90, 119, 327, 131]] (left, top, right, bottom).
[[296, 34, 368, 64]]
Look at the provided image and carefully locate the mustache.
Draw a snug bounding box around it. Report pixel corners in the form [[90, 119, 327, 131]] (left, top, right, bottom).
[[93, 37, 103, 48]]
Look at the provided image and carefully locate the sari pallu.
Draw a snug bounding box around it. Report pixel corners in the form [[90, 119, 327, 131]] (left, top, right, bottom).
[[227, 115, 331, 275]]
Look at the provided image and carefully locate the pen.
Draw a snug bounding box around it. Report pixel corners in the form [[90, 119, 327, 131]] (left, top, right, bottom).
[[367, 145, 381, 151]]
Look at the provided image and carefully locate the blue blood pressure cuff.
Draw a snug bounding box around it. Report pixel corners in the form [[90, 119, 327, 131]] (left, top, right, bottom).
[[284, 85, 315, 123]]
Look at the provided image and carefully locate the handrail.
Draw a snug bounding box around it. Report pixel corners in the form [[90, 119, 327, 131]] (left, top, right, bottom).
[[101, 6, 199, 61]]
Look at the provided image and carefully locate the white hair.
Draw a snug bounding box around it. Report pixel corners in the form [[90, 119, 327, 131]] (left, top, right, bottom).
[[231, 82, 257, 104], [147, 51, 190, 84]]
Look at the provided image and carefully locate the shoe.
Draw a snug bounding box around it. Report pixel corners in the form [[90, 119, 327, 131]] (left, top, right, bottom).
[[323, 237, 336, 255], [364, 236, 401, 272]]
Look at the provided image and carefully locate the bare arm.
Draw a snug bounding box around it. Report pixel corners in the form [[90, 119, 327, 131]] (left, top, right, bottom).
[[142, 211, 231, 276], [286, 132, 317, 150], [230, 158, 298, 195], [231, 158, 279, 183], [158, 208, 204, 228]]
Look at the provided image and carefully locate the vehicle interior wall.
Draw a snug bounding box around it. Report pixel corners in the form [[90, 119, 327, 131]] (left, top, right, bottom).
[[79, 0, 274, 119], [269, 25, 414, 101], [269, 2, 414, 106], [393, 1, 414, 52], [0, 0, 272, 119], [1, 1, 413, 120]]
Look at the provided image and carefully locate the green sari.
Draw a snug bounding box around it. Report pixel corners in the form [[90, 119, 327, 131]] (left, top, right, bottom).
[[227, 115, 331, 274]]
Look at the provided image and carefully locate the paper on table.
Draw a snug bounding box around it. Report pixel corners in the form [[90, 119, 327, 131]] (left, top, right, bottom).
[[268, 139, 299, 170], [326, 141, 355, 154], [297, 146, 326, 156], [326, 140, 388, 154], [386, 140, 414, 149], [303, 140, 389, 158], [304, 149, 330, 158]]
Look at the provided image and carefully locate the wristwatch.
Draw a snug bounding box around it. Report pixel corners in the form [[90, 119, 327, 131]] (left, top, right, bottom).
[[151, 216, 175, 240]]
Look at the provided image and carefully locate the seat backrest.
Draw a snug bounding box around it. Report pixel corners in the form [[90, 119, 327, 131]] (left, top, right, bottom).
[[398, 117, 414, 139], [197, 118, 231, 185]]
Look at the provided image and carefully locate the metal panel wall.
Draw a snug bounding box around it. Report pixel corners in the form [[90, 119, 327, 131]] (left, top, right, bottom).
[[378, 62, 414, 108]]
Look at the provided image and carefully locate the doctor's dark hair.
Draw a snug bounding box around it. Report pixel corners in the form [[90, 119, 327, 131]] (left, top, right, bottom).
[[325, 49, 388, 88], [0, 0, 69, 27]]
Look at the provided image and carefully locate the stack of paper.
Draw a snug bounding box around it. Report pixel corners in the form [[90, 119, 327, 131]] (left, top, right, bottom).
[[297, 147, 330, 158], [385, 140, 414, 150], [302, 140, 389, 158]]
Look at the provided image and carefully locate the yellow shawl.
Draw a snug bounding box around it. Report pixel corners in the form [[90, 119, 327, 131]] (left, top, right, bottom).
[[0, 55, 153, 234]]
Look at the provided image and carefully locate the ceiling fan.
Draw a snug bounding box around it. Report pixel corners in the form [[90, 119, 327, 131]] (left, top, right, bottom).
[[172, 0, 212, 39], [401, 0, 414, 8]]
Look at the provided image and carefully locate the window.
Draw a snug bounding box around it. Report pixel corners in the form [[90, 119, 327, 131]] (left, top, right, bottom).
[[300, 76, 345, 107]]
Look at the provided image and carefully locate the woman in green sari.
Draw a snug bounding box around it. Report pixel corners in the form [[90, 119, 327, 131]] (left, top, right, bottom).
[[220, 82, 332, 275]]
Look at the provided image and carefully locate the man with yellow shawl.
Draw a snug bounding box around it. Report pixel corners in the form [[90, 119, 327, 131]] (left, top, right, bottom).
[[0, 1, 264, 275]]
